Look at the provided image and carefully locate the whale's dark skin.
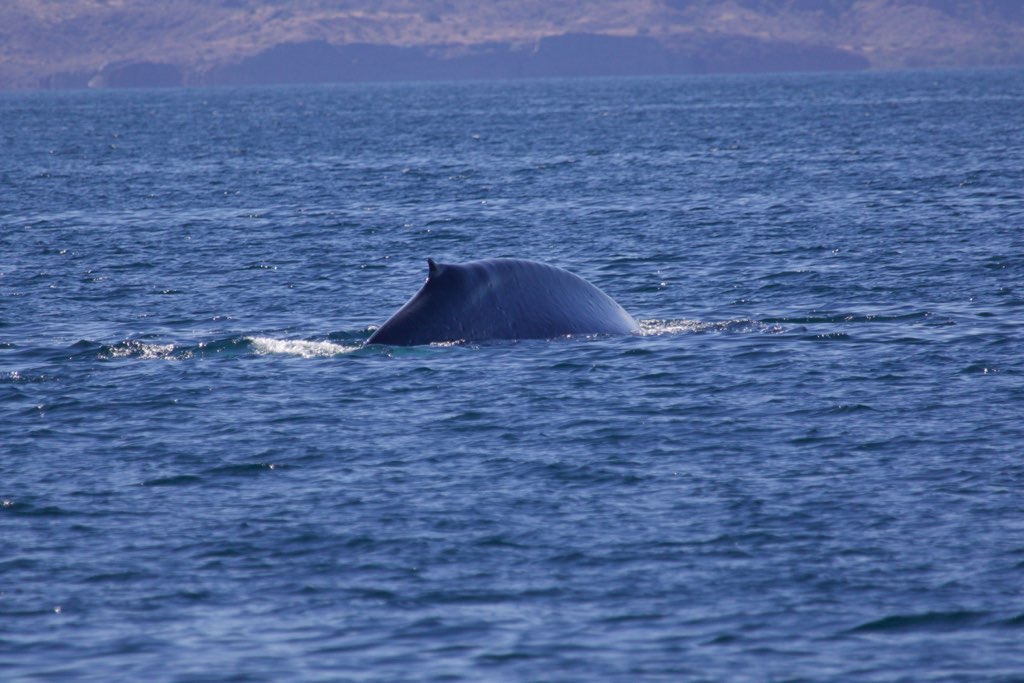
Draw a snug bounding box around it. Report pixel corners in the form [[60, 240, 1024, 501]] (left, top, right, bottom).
[[366, 258, 639, 346]]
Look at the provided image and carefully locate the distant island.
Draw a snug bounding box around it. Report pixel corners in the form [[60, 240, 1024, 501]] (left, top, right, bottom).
[[4, 0, 1023, 89]]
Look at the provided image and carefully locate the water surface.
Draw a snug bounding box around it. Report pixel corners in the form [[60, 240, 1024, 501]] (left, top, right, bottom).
[[2, 70, 1024, 681]]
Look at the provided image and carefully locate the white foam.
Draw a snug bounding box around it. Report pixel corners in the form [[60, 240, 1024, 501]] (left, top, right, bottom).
[[638, 319, 708, 336], [247, 337, 359, 358], [638, 319, 785, 336], [109, 340, 182, 360]]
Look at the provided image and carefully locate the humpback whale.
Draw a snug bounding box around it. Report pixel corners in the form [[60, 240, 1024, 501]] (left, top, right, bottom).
[[366, 258, 638, 346]]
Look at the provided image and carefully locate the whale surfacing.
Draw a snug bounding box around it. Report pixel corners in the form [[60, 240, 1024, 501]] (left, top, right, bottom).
[[366, 258, 638, 346]]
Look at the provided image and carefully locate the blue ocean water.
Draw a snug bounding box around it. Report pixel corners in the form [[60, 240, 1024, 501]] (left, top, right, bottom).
[[2, 69, 1023, 681]]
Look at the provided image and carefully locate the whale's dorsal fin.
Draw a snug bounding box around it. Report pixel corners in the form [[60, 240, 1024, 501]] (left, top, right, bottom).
[[427, 258, 441, 279]]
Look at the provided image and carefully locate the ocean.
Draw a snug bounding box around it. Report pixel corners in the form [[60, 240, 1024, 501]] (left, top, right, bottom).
[[2, 69, 1023, 681]]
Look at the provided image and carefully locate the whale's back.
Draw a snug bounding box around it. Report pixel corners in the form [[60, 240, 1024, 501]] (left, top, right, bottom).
[[366, 258, 638, 346]]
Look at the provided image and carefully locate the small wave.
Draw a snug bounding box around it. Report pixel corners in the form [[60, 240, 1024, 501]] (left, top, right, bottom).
[[83, 335, 363, 361], [4, 371, 52, 384], [246, 336, 360, 358], [205, 462, 281, 477], [100, 339, 187, 361], [0, 500, 72, 517], [141, 474, 202, 487], [847, 610, 989, 634], [811, 332, 852, 341], [960, 363, 1001, 375], [825, 403, 878, 414], [760, 311, 931, 325], [996, 613, 1024, 628]]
